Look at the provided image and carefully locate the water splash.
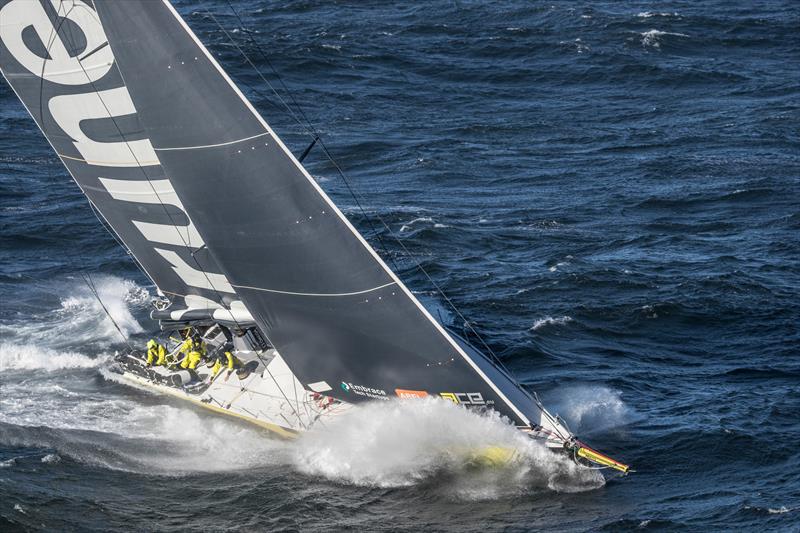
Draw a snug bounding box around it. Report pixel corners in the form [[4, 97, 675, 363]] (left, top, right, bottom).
[[0, 276, 149, 348], [0, 343, 107, 372], [293, 398, 604, 497], [548, 386, 632, 434]]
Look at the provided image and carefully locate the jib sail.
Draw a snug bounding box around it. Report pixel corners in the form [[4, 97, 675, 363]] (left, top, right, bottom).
[[0, 0, 252, 323], [93, 0, 569, 434]]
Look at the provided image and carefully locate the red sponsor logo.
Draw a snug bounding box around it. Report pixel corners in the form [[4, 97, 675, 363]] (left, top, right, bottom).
[[395, 388, 428, 399]]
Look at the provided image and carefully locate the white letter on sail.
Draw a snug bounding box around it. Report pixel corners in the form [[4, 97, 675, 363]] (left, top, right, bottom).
[[155, 250, 236, 294], [98, 177, 204, 248], [0, 0, 113, 85], [49, 87, 159, 167]]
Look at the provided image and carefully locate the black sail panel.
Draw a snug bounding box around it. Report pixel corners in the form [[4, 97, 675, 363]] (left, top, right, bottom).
[[95, 0, 541, 427], [0, 0, 249, 318]]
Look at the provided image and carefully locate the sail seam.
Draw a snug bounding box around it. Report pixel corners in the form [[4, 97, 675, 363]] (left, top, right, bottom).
[[231, 281, 397, 297], [56, 152, 160, 166], [158, 0, 531, 426], [154, 132, 270, 151]]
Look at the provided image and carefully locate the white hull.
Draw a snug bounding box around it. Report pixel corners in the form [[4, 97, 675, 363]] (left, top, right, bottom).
[[113, 349, 353, 439]]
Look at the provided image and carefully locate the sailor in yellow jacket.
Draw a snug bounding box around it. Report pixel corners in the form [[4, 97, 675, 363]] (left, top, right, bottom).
[[180, 348, 203, 370], [145, 339, 167, 366], [179, 334, 207, 370], [211, 345, 241, 377]]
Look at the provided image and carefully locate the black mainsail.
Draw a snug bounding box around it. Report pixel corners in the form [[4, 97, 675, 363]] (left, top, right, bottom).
[[0, 0, 252, 324], [91, 0, 567, 432]]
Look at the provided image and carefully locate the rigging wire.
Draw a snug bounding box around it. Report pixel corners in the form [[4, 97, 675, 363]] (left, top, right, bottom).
[[205, 6, 403, 272], [33, 3, 133, 349], [210, 6, 575, 439], [54, 2, 309, 428], [55, 1, 232, 323], [210, 4, 520, 381]]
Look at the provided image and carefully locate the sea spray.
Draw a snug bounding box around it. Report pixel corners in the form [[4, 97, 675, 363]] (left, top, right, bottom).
[[548, 385, 633, 434], [0, 276, 149, 349], [292, 397, 604, 496], [0, 343, 107, 372]]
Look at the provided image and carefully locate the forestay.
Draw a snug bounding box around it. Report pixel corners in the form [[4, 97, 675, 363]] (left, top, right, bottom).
[[0, 0, 252, 323], [93, 0, 570, 435]]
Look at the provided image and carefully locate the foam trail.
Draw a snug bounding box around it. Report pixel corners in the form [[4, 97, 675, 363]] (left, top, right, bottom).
[[293, 398, 604, 497]]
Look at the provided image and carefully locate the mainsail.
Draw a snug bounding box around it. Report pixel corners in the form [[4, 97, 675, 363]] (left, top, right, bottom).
[[0, 0, 252, 324], [91, 0, 569, 434]]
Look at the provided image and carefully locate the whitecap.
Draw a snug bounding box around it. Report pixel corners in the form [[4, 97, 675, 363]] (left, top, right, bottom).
[[0, 343, 107, 372], [640, 29, 689, 49], [530, 316, 573, 331], [41, 453, 61, 464], [637, 11, 679, 18], [768, 506, 792, 514], [399, 216, 434, 232]]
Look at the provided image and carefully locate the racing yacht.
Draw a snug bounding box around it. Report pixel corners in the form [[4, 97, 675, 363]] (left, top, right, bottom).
[[0, 0, 628, 473]]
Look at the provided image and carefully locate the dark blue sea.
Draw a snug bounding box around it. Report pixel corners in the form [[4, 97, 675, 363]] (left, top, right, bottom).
[[1, 1, 798, 531]]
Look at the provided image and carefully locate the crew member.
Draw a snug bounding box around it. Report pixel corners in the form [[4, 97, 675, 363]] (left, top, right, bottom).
[[145, 339, 166, 367], [224, 349, 241, 372], [154, 341, 167, 366]]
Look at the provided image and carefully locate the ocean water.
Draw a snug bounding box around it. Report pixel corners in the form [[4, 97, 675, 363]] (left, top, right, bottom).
[[1, 1, 798, 531]]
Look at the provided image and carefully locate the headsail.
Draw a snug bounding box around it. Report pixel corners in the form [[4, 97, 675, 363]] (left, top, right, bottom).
[[92, 0, 571, 435], [0, 0, 252, 324]]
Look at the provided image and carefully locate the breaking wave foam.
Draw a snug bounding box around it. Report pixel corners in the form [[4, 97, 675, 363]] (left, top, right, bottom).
[[530, 316, 573, 331], [293, 398, 603, 497], [0, 343, 107, 372], [640, 29, 690, 49], [0, 276, 149, 349]]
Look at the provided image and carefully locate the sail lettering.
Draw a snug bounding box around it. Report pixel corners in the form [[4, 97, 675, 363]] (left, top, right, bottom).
[[0, 0, 113, 85], [99, 178, 204, 248], [0, 0, 240, 300], [49, 88, 159, 167]]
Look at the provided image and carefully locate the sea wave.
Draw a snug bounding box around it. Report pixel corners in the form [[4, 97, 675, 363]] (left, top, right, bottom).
[[0, 343, 107, 372], [640, 29, 690, 49], [530, 316, 573, 331]]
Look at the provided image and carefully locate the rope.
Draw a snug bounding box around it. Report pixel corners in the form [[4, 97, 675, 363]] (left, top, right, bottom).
[[79, 271, 133, 350]]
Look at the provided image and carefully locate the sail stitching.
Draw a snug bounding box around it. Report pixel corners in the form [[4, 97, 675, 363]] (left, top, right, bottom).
[[231, 281, 397, 297], [56, 152, 160, 166], [55, 0, 242, 328], [154, 132, 270, 151], [58, 3, 235, 321]]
